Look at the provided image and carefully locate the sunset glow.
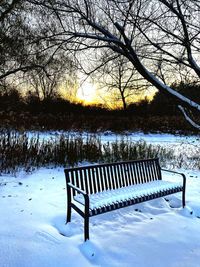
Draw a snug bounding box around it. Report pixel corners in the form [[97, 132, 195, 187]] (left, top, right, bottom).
[[76, 82, 156, 107], [77, 80, 99, 105]]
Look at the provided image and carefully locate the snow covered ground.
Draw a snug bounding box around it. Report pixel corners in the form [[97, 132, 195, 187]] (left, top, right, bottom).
[[29, 130, 199, 145], [0, 132, 200, 267]]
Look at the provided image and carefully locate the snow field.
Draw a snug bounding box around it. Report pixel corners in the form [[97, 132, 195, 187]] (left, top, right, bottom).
[[0, 166, 200, 267]]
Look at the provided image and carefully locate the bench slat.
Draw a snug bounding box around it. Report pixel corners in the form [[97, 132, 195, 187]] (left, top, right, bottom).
[[139, 162, 145, 183], [136, 162, 142, 183], [128, 162, 134, 185], [88, 168, 93, 194], [84, 169, 89, 194], [144, 162, 150, 183], [144, 161, 151, 182], [135, 162, 141, 184], [150, 160, 157, 180], [95, 167, 101, 192], [130, 163, 137, 185], [71, 171, 76, 196], [124, 163, 129, 186], [116, 165, 122, 187], [155, 160, 160, 180], [109, 165, 115, 190], [155, 163, 159, 180], [114, 165, 119, 189], [102, 166, 109, 190], [148, 160, 155, 181], [79, 169, 84, 191], [106, 165, 112, 190], [99, 166, 105, 192], [121, 164, 127, 187], [141, 162, 146, 183], [127, 163, 132, 186], [74, 170, 79, 195], [91, 167, 97, 193], [156, 160, 162, 180]]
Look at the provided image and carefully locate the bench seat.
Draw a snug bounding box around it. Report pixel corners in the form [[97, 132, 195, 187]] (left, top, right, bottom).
[[74, 180, 183, 210]]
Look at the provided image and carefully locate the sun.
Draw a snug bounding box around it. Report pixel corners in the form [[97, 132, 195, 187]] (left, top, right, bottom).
[[77, 80, 98, 105]]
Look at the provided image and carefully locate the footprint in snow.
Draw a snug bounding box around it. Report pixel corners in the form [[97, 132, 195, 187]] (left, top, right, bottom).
[[35, 231, 60, 244]]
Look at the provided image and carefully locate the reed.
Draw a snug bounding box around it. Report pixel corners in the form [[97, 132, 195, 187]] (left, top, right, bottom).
[[0, 131, 199, 174]]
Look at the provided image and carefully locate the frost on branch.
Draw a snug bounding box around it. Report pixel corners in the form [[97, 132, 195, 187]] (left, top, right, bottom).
[[178, 105, 200, 130]]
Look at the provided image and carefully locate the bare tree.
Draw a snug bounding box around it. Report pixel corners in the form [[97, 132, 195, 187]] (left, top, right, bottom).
[[30, 0, 200, 129], [0, 0, 62, 81], [0, 0, 21, 22], [27, 48, 77, 100], [92, 55, 146, 110], [63, 74, 79, 103], [0, 1, 36, 79]]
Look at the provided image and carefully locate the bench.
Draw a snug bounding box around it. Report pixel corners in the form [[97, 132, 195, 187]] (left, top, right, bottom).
[[64, 158, 186, 241]]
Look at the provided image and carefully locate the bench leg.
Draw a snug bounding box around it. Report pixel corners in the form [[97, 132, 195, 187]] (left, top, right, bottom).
[[84, 215, 89, 241], [182, 174, 186, 208], [66, 185, 72, 223], [182, 189, 186, 208], [66, 203, 71, 223], [66, 189, 71, 223]]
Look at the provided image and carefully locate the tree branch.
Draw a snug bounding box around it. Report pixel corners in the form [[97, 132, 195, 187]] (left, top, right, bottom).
[[178, 105, 200, 130], [159, 0, 200, 77], [0, 0, 21, 22], [0, 64, 49, 80]]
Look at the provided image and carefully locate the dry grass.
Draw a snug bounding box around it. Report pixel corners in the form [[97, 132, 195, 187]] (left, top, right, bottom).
[[0, 131, 177, 174]]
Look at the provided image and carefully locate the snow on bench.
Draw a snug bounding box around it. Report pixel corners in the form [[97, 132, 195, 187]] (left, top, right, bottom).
[[74, 180, 183, 210]]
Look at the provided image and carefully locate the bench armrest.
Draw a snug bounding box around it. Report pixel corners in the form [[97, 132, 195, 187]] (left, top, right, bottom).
[[67, 183, 89, 208], [67, 182, 87, 196], [161, 169, 186, 185]]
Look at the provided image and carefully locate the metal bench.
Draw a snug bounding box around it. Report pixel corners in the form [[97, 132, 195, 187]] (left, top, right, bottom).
[[64, 158, 186, 241]]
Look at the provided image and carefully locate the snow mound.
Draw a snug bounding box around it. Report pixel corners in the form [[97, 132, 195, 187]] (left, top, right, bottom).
[[178, 206, 195, 218], [79, 240, 97, 260], [187, 202, 200, 218], [165, 195, 182, 208], [53, 216, 83, 237]]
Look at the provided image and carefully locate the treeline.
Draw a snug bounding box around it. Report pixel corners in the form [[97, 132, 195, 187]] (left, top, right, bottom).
[[0, 86, 179, 116], [0, 83, 199, 134]]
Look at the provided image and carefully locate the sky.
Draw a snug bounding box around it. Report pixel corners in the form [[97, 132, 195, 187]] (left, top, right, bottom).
[[77, 79, 99, 105], [75, 77, 156, 107]]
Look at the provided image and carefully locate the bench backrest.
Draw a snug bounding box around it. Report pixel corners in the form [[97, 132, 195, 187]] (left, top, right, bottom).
[[64, 158, 162, 196]]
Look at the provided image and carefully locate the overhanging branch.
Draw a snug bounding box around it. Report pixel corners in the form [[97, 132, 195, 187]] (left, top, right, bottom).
[[178, 105, 200, 130], [0, 64, 49, 80]]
